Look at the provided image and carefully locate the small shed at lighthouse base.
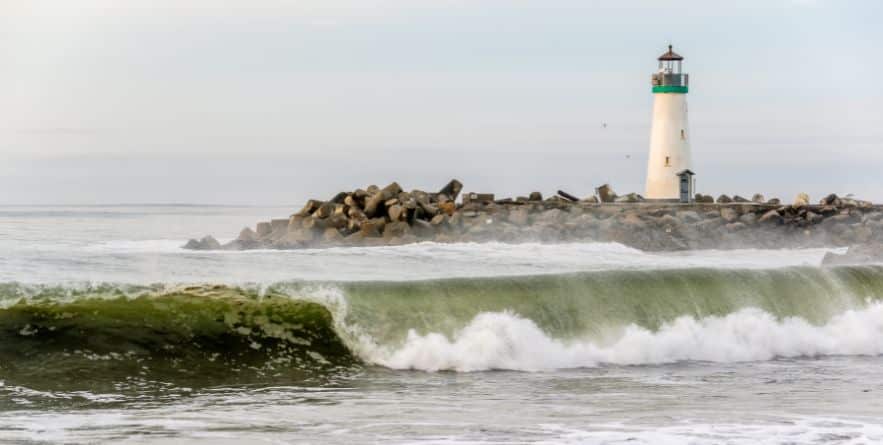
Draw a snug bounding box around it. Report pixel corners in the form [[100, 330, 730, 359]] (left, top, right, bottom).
[[677, 169, 696, 203]]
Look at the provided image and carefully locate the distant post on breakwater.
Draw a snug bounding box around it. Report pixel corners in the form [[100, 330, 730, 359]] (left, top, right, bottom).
[[645, 45, 694, 201]]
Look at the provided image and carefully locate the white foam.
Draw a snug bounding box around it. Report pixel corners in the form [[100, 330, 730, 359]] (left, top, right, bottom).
[[365, 302, 883, 372]]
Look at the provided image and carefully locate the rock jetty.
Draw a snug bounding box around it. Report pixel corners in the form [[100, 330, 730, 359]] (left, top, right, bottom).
[[184, 181, 882, 252]]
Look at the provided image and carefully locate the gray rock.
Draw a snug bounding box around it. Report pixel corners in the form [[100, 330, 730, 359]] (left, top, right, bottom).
[[388, 204, 406, 222], [695, 194, 715, 203], [720, 207, 739, 223], [596, 184, 617, 203], [383, 221, 412, 238], [677, 210, 701, 223], [256, 222, 272, 237], [508, 207, 530, 226], [759, 209, 783, 224], [238, 227, 257, 242], [438, 179, 464, 202], [183, 235, 221, 250], [739, 212, 757, 225], [822, 243, 883, 266], [615, 193, 644, 203]]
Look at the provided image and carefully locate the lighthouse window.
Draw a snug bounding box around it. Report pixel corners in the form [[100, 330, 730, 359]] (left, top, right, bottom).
[[665, 156, 671, 167], [680, 129, 686, 140]]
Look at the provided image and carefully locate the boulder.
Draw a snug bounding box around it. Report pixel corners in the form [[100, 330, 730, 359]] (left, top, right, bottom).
[[695, 194, 715, 203], [183, 235, 221, 250], [720, 207, 739, 223], [323, 228, 344, 243], [822, 243, 883, 266], [388, 204, 406, 222], [615, 193, 643, 203], [256, 222, 272, 237], [238, 227, 257, 242], [383, 221, 412, 238], [806, 211, 823, 224], [528, 192, 543, 201], [329, 192, 348, 204], [794, 193, 810, 207], [364, 182, 403, 217], [596, 184, 617, 203], [725, 222, 747, 232], [677, 210, 701, 223], [297, 200, 323, 216], [758, 209, 783, 224], [820, 194, 841, 207], [767, 198, 781, 205], [360, 218, 386, 237], [439, 201, 456, 216], [508, 207, 530, 226], [314, 202, 336, 219], [716, 195, 732, 204], [751, 194, 766, 204], [438, 179, 463, 202], [739, 212, 757, 225], [732, 195, 750, 203]]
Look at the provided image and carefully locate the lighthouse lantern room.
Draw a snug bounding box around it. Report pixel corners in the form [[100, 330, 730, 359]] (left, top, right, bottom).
[[645, 45, 693, 200]]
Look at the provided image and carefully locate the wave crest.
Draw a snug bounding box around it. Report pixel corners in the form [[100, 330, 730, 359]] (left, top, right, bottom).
[[370, 303, 883, 371]]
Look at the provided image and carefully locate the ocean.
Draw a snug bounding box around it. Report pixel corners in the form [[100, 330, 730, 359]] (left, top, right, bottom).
[[1, 205, 882, 444]]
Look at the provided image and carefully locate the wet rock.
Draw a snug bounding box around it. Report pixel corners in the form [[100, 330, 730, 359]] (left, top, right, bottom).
[[183, 235, 221, 250], [383, 221, 412, 239], [822, 243, 883, 266]]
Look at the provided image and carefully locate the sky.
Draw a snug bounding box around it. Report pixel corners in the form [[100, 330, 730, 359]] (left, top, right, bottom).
[[1, 0, 882, 205]]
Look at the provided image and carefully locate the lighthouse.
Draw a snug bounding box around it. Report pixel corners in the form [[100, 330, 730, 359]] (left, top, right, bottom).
[[645, 45, 693, 200]]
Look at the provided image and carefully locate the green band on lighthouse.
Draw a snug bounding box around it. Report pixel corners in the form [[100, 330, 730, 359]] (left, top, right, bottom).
[[652, 85, 688, 94]]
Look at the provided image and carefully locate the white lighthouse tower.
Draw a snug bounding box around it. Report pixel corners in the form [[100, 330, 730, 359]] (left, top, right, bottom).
[[645, 45, 693, 200]]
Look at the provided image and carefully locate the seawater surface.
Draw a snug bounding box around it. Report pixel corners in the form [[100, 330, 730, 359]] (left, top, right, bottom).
[[1, 205, 882, 444]]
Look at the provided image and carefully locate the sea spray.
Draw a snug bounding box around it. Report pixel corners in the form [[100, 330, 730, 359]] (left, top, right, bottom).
[[371, 303, 883, 371]]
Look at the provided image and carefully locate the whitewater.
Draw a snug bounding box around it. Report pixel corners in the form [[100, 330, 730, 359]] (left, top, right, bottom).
[[1, 205, 883, 444]]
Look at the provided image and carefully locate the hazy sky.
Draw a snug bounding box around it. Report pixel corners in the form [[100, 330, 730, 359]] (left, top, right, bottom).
[[1, 0, 882, 205]]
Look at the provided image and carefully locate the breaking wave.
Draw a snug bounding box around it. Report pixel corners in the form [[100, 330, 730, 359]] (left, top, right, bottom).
[[2, 265, 883, 388]]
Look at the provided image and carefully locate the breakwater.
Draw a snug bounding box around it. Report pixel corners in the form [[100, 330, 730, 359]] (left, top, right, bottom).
[[185, 180, 882, 252]]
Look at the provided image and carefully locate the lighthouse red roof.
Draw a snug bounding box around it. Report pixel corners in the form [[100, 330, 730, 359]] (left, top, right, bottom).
[[658, 45, 683, 61]]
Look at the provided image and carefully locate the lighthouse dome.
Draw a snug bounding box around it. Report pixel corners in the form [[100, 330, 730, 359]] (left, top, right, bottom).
[[658, 45, 684, 61]]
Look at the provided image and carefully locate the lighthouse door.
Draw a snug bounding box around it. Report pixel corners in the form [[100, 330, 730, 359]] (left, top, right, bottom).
[[679, 175, 690, 203]]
